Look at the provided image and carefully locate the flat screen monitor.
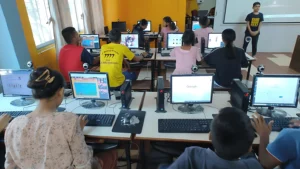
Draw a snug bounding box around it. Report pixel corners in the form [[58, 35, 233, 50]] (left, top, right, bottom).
[[69, 72, 111, 100], [208, 33, 223, 49], [167, 33, 183, 49], [251, 75, 300, 108], [170, 74, 214, 104], [0, 69, 32, 97], [112, 21, 127, 32], [79, 34, 100, 49], [137, 20, 151, 32], [121, 34, 139, 49], [192, 21, 201, 31]]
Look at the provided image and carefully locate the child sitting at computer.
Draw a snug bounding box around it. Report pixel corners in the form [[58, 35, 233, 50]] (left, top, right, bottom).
[[204, 29, 248, 87], [171, 30, 201, 75], [161, 16, 179, 47], [4, 67, 117, 169], [161, 107, 263, 169], [194, 16, 214, 49]]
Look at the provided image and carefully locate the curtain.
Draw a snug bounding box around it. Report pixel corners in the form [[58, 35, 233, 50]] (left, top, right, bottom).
[[82, 0, 105, 35], [48, 0, 73, 59]]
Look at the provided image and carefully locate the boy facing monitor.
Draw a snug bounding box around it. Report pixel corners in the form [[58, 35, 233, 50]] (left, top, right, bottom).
[[132, 19, 148, 47], [166, 107, 263, 169]]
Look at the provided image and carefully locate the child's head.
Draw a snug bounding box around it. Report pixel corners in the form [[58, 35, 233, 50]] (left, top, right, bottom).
[[222, 29, 236, 45], [182, 30, 195, 46], [163, 16, 176, 30], [210, 107, 255, 160], [139, 19, 148, 30], [27, 67, 65, 108], [253, 2, 261, 12], [199, 16, 209, 27], [62, 27, 80, 45], [109, 29, 122, 43]]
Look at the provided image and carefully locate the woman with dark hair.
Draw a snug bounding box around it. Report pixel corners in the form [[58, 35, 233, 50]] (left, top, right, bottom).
[[4, 67, 117, 169], [160, 16, 179, 47], [204, 29, 249, 87], [194, 16, 214, 49], [171, 30, 201, 74]]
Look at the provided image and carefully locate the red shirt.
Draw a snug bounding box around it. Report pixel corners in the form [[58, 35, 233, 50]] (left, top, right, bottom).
[[59, 45, 93, 83]]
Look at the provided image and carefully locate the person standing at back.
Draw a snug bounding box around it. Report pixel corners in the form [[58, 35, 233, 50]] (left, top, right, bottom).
[[242, 2, 264, 58], [58, 27, 100, 84], [171, 30, 201, 75], [132, 19, 148, 48], [194, 16, 214, 50], [204, 29, 248, 87], [160, 16, 179, 48]]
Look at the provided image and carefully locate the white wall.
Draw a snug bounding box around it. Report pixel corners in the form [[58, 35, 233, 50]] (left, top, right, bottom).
[[199, 0, 216, 11], [214, 0, 300, 52]]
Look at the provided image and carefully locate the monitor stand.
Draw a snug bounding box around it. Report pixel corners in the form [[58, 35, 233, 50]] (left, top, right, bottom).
[[10, 97, 35, 107], [178, 104, 204, 114], [80, 100, 105, 109], [256, 106, 287, 118]]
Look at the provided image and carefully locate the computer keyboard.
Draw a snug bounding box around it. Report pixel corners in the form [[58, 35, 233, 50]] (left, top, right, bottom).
[[0, 111, 31, 118], [77, 114, 115, 127], [264, 117, 297, 131], [161, 53, 170, 57], [144, 53, 153, 58], [158, 119, 212, 133]]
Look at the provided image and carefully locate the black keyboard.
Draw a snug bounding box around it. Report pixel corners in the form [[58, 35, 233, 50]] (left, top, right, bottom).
[[161, 53, 170, 57], [158, 119, 212, 133], [144, 53, 153, 58], [264, 117, 297, 131], [77, 114, 115, 127], [0, 111, 31, 117]]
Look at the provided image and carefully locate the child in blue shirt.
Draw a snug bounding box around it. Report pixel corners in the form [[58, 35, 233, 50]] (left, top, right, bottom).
[[252, 113, 300, 169]]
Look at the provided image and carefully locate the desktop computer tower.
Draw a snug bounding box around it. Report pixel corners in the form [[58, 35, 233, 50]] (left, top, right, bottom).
[[121, 80, 132, 109], [158, 24, 162, 34], [145, 40, 150, 52], [156, 76, 166, 113], [104, 26, 109, 35], [230, 79, 249, 113], [201, 37, 205, 54]]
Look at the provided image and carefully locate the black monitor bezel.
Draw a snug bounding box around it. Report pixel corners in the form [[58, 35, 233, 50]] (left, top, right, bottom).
[[137, 20, 152, 32], [112, 21, 127, 32], [250, 74, 300, 108], [121, 33, 140, 49], [69, 71, 111, 101], [166, 32, 183, 50], [0, 69, 33, 97], [170, 74, 214, 104], [207, 33, 223, 49], [79, 34, 100, 49]]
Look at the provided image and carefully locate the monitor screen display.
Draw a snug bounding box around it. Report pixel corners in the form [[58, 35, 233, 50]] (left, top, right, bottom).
[[192, 21, 201, 31], [121, 34, 139, 48], [0, 70, 32, 97], [167, 33, 183, 49], [171, 74, 214, 104], [69, 72, 110, 100], [79, 34, 100, 49], [137, 21, 151, 32], [112, 22, 127, 32], [251, 75, 300, 107], [208, 33, 223, 49]]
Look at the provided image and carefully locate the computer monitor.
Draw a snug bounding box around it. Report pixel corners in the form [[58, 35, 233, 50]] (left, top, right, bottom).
[[251, 74, 300, 118], [137, 20, 151, 32], [192, 21, 201, 31], [69, 72, 111, 109], [0, 69, 35, 106], [170, 74, 214, 113], [112, 21, 127, 32], [173, 21, 177, 26], [79, 34, 100, 50], [208, 33, 223, 49], [121, 34, 139, 49], [167, 33, 183, 49]]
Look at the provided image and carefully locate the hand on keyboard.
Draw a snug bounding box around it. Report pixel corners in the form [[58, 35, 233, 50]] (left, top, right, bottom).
[[0, 114, 12, 132], [251, 113, 273, 136], [141, 52, 148, 58], [79, 115, 88, 130], [290, 119, 300, 128]]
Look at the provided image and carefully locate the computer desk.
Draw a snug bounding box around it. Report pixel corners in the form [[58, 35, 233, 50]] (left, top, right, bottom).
[[0, 92, 145, 169], [156, 50, 256, 80]]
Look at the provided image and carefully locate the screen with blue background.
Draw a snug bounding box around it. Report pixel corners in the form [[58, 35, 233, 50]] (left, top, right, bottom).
[[192, 21, 201, 31], [80, 34, 100, 49]]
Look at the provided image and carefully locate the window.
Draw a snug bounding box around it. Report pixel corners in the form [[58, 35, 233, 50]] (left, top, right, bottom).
[[24, 0, 54, 48], [69, 0, 84, 33]]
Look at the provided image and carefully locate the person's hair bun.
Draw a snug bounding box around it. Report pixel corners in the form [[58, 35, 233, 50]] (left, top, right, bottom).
[[27, 67, 51, 90]]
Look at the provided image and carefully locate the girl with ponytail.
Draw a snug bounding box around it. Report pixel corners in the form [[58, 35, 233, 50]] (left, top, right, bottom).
[[161, 16, 179, 47], [194, 16, 214, 50], [204, 29, 249, 87]]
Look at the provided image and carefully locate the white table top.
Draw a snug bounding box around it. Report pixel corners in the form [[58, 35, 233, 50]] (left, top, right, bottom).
[[0, 92, 145, 140], [136, 92, 300, 144]]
